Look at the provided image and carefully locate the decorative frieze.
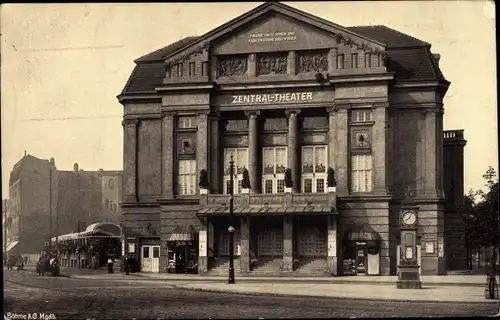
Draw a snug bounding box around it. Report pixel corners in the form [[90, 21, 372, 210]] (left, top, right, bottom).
[[249, 195, 285, 206], [298, 50, 329, 73], [219, 56, 248, 77], [257, 52, 287, 75]]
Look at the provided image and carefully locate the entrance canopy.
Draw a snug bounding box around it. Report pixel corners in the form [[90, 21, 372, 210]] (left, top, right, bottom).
[[198, 206, 337, 217], [51, 222, 122, 242], [167, 224, 198, 242], [344, 224, 381, 242]]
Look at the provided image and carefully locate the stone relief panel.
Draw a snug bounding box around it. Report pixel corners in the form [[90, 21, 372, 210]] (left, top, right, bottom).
[[300, 133, 328, 145], [263, 118, 287, 131], [262, 134, 287, 147], [223, 135, 249, 148], [218, 55, 248, 77], [176, 133, 197, 155], [225, 119, 248, 132], [257, 52, 288, 75], [302, 116, 328, 130], [297, 50, 329, 73], [350, 127, 372, 150]]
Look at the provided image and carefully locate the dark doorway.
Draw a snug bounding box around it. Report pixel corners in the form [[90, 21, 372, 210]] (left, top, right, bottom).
[[175, 245, 186, 273]]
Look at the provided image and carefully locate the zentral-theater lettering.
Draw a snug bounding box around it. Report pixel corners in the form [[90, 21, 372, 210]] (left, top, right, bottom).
[[232, 92, 313, 104]]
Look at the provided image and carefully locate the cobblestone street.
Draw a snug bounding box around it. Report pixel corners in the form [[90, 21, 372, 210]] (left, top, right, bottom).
[[4, 269, 499, 319]]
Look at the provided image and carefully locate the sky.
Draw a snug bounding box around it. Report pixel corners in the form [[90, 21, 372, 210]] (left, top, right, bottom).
[[1, 1, 497, 198]]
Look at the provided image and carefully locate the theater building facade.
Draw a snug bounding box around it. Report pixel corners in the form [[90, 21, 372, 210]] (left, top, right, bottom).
[[118, 2, 467, 276]]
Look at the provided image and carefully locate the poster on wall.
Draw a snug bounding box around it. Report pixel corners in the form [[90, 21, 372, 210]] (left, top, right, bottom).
[[327, 230, 336, 256], [128, 243, 135, 254], [405, 247, 413, 259], [438, 236, 444, 257], [425, 242, 434, 254], [121, 240, 125, 256], [199, 230, 207, 257]]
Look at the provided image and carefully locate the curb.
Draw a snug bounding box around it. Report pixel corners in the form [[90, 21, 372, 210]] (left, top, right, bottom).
[[171, 284, 500, 304]]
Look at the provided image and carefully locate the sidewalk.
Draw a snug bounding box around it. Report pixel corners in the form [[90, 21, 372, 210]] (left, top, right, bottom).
[[36, 266, 494, 287], [168, 281, 498, 303]]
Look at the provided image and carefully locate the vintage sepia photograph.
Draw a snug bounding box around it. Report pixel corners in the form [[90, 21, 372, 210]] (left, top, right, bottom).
[[1, 1, 498, 319]]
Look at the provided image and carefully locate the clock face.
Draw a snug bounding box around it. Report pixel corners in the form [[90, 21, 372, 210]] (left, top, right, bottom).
[[402, 211, 417, 226]]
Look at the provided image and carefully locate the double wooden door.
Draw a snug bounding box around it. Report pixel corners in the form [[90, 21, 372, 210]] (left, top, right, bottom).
[[298, 229, 327, 257], [258, 229, 283, 257]]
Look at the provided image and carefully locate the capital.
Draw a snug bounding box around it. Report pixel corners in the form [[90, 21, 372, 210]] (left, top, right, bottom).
[[285, 109, 301, 117], [334, 104, 350, 114], [122, 118, 139, 126], [244, 110, 261, 119], [373, 102, 389, 110]]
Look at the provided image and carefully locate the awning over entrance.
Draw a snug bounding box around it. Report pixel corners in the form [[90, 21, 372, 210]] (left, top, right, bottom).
[[6, 240, 19, 252], [344, 224, 381, 242], [167, 224, 198, 242], [198, 206, 337, 217]]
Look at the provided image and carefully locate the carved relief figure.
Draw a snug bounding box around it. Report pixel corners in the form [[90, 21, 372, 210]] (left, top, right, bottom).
[[258, 54, 287, 75], [298, 51, 328, 73], [219, 56, 248, 77]]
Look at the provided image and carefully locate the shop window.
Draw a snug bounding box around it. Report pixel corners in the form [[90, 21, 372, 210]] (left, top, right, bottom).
[[351, 154, 373, 192], [351, 109, 373, 123], [223, 148, 248, 194], [262, 147, 287, 194], [178, 159, 197, 195], [301, 145, 327, 193]]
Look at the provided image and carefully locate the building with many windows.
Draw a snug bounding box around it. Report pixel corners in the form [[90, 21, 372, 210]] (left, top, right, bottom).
[[118, 2, 467, 276]]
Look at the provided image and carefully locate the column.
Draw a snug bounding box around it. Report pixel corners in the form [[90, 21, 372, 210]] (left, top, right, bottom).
[[161, 111, 175, 199], [197, 111, 210, 192], [283, 216, 293, 272], [335, 106, 349, 195], [286, 109, 301, 192], [240, 216, 250, 273], [122, 119, 138, 202], [209, 112, 221, 193], [327, 215, 338, 275], [372, 103, 388, 195], [245, 111, 260, 194], [423, 108, 439, 198]]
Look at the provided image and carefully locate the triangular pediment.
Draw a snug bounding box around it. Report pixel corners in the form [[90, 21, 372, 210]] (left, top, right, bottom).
[[164, 2, 386, 66]]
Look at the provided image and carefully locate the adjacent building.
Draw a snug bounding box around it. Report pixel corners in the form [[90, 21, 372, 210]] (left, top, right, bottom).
[[118, 2, 467, 276], [5, 153, 122, 255]]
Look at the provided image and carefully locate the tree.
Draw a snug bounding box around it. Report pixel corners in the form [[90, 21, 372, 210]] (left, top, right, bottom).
[[241, 168, 251, 189], [327, 168, 337, 187], [284, 169, 293, 188], [198, 169, 209, 189]]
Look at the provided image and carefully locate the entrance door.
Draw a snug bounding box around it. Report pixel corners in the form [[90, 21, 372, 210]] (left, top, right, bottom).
[[151, 245, 160, 273], [175, 245, 186, 273], [298, 230, 327, 258], [355, 246, 367, 275], [141, 245, 152, 272], [258, 229, 283, 257]]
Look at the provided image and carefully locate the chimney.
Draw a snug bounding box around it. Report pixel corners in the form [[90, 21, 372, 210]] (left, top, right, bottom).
[[49, 157, 55, 166], [74, 162, 79, 172], [24, 150, 27, 156], [432, 53, 441, 66]]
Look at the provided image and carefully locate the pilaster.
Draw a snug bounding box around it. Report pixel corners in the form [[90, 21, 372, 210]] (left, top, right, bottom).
[[198, 225, 208, 275], [240, 216, 250, 273], [209, 112, 221, 193], [326, 106, 337, 170], [334, 105, 349, 195], [245, 110, 261, 194], [122, 119, 138, 202], [283, 216, 293, 272], [327, 214, 338, 275], [372, 103, 388, 195], [423, 107, 440, 198], [286, 109, 301, 192], [162, 111, 175, 199], [197, 110, 210, 193]]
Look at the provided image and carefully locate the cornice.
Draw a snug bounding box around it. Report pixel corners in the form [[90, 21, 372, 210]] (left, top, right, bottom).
[[117, 93, 162, 104], [329, 72, 395, 85], [155, 83, 215, 92]]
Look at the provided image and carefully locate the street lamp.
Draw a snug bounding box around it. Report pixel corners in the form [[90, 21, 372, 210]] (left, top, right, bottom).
[[228, 154, 236, 284]]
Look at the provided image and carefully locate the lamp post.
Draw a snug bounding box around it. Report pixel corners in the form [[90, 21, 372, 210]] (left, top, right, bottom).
[[228, 154, 236, 284]]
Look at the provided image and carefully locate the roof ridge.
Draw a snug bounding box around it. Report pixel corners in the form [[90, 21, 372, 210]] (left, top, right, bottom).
[[375, 25, 430, 46]]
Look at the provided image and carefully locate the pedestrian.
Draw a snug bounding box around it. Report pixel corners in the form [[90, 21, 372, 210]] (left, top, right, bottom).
[[107, 257, 114, 274], [124, 255, 130, 275]]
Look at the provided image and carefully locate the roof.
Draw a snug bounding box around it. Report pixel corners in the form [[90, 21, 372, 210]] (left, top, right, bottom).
[[120, 7, 447, 94]]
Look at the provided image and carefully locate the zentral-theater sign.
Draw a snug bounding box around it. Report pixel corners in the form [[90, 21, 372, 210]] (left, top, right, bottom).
[[231, 92, 313, 104]]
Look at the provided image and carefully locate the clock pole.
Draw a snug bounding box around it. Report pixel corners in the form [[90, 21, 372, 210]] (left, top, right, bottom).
[[397, 188, 422, 289]]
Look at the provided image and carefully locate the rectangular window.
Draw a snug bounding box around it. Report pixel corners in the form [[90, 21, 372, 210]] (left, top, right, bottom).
[[262, 147, 287, 194], [152, 247, 160, 258], [177, 116, 196, 129], [301, 145, 327, 193], [202, 62, 209, 76], [337, 54, 344, 69], [143, 246, 150, 259], [365, 53, 371, 68], [223, 148, 248, 194], [351, 53, 358, 68], [351, 109, 373, 122], [178, 159, 197, 195], [351, 154, 373, 192], [178, 63, 184, 77], [189, 62, 195, 77]]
